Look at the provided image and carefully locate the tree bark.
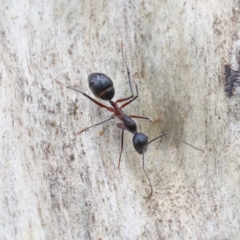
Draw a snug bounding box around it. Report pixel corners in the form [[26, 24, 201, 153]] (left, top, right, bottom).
[[1, 0, 240, 239]]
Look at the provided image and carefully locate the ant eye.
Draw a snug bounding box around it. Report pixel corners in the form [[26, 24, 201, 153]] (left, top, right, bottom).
[[89, 81, 94, 88]]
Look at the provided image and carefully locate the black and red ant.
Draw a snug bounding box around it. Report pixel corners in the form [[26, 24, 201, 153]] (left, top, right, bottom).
[[55, 46, 203, 198]]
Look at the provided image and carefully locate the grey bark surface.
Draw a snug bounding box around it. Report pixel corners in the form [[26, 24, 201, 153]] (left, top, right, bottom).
[[1, 1, 240, 239]]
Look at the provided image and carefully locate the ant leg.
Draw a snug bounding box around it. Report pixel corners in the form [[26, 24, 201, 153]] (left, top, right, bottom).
[[121, 44, 134, 96], [116, 123, 127, 169], [116, 95, 135, 103], [148, 132, 204, 152], [129, 115, 153, 122], [77, 115, 115, 134], [118, 130, 124, 170], [142, 152, 153, 198], [55, 80, 114, 112], [119, 84, 139, 108], [116, 45, 138, 104], [116, 84, 138, 104]]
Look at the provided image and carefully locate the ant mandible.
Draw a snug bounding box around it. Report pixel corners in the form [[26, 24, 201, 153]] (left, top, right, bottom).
[[55, 45, 203, 198]]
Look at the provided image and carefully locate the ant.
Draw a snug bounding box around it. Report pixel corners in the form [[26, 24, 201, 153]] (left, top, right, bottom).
[[55, 46, 203, 198]]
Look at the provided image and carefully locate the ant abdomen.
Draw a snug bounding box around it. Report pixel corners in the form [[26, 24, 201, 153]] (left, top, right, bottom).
[[88, 73, 115, 101]]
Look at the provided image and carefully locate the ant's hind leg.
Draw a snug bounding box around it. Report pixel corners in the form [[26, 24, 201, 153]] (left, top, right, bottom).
[[55, 80, 113, 112], [129, 115, 153, 122], [116, 45, 138, 105], [122, 44, 134, 97], [77, 115, 115, 134]]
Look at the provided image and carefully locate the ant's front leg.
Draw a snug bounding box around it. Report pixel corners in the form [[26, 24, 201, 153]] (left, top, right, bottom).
[[116, 123, 127, 169]]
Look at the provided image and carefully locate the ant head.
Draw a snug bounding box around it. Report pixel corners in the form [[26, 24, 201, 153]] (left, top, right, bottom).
[[88, 73, 115, 101], [133, 132, 148, 154]]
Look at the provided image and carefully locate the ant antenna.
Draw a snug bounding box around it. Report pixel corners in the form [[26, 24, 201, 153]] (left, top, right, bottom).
[[142, 151, 153, 198], [149, 132, 204, 152]]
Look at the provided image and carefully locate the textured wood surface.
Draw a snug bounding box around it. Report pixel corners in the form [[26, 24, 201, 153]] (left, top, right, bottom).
[[1, 1, 240, 239]]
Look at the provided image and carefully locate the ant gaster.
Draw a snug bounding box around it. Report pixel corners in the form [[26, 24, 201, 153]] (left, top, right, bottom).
[[55, 46, 203, 198]]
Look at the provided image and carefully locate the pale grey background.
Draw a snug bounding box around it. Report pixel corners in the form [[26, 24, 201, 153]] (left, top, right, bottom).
[[1, 0, 240, 239]]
